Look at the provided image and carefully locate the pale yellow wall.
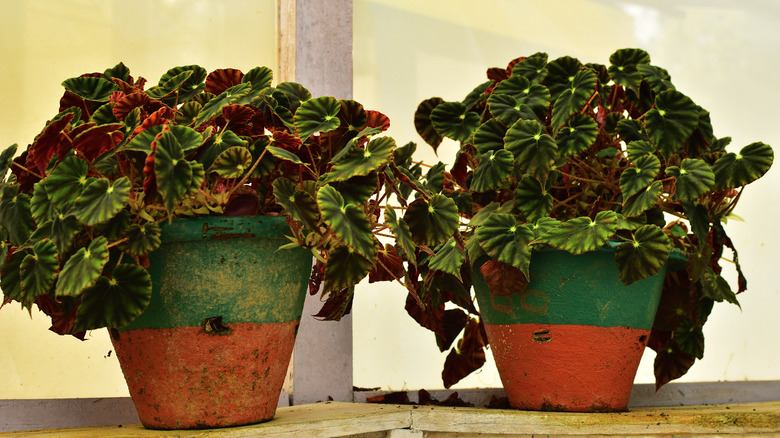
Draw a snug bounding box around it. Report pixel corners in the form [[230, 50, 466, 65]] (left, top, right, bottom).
[[352, 0, 780, 390], [0, 0, 277, 398]]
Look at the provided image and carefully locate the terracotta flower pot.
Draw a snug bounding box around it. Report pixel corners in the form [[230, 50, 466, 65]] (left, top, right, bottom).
[[473, 246, 672, 412], [110, 216, 311, 429]]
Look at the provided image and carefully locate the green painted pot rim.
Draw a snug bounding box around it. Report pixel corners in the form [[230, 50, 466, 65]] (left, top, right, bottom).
[[159, 215, 291, 243]]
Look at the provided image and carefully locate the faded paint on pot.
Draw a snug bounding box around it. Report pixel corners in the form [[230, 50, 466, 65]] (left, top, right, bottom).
[[473, 247, 669, 412], [111, 216, 311, 429]]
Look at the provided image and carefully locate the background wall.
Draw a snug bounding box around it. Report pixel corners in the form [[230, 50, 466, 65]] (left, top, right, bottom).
[[0, 0, 277, 398], [1, 0, 778, 399], [351, 0, 780, 390]]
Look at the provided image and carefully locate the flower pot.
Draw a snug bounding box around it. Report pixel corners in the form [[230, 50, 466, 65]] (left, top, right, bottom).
[[110, 216, 311, 429], [473, 246, 670, 412]]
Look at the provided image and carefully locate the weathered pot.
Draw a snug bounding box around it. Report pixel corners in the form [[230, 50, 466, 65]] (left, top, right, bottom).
[[473, 246, 672, 412], [110, 216, 311, 429]]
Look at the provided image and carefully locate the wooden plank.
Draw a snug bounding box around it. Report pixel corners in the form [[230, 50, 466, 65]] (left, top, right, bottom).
[[277, 0, 354, 406]]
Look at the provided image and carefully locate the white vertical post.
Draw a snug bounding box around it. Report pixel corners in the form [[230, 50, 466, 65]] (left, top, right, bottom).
[[277, 0, 354, 405]]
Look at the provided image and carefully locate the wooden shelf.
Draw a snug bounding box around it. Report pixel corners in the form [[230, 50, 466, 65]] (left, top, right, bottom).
[[2, 401, 778, 437]]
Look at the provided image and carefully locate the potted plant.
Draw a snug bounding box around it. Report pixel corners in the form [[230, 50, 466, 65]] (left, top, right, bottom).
[[0, 63, 457, 429], [408, 48, 773, 412]]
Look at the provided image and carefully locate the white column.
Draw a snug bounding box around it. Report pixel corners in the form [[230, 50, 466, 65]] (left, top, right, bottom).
[[278, 0, 354, 405]]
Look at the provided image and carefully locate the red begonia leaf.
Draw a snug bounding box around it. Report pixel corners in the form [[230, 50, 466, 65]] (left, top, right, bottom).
[[205, 68, 244, 95]]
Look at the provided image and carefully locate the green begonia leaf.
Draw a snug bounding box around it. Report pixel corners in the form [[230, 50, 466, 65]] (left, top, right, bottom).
[[121, 223, 162, 256], [700, 266, 740, 307], [504, 119, 558, 183], [0, 251, 25, 306], [194, 82, 252, 126], [539, 211, 619, 254], [19, 239, 59, 305], [317, 185, 375, 258], [514, 176, 553, 222], [44, 156, 89, 208], [430, 101, 481, 142], [385, 207, 416, 264], [56, 236, 109, 297], [462, 81, 492, 110], [61, 77, 119, 102], [473, 118, 507, 154], [469, 201, 515, 227], [530, 217, 561, 239], [620, 154, 661, 199], [145, 70, 194, 99], [666, 158, 715, 201], [72, 177, 131, 226], [0, 185, 34, 246], [555, 113, 598, 155], [626, 140, 657, 161], [615, 225, 671, 285], [31, 181, 57, 225], [608, 48, 651, 93], [275, 82, 312, 112], [470, 149, 513, 192], [154, 130, 192, 214], [429, 237, 465, 278], [414, 97, 444, 151], [618, 119, 651, 143], [673, 319, 704, 359], [328, 172, 379, 206], [551, 69, 598, 131], [208, 146, 253, 178], [242, 66, 274, 92], [543, 56, 583, 100], [403, 194, 459, 246], [476, 213, 534, 279], [31, 215, 81, 255], [157, 65, 207, 102], [325, 137, 395, 183], [644, 89, 700, 159], [638, 64, 674, 93], [267, 146, 303, 164], [712, 142, 774, 189], [0, 144, 18, 182], [294, 96, 341, 142], [511, 52, 549, 83], [75, 263, 152, 330], [424, 162, 446, 194], [323, 244, 377, 292], [493, 75, 550, 118], [623, 180, 663, 217], [272, 178, 320, 231]]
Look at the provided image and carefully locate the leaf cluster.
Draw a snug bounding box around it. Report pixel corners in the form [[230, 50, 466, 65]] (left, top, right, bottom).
[[411, 49, 773, 388]]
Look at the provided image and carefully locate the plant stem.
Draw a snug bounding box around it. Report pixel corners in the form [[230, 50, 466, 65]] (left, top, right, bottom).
[[225, 148, 268, 200], [11, 162, 43, 179]]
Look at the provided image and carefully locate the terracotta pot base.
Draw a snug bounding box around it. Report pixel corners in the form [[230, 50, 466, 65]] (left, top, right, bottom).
[[111, 320, 298, 429], [485, 323, 650, 412]]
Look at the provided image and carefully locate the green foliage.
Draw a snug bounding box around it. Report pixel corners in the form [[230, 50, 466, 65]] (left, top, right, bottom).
[[2, 63, 445, 340], [411, 48, 773, 390]]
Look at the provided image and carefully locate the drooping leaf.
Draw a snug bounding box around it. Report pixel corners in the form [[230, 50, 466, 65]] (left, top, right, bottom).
[[476, 213, 534, 279], [504, 119, 558, 183], [414, 97, 444, 151], [72, 177, 131, 226], [614, 225, 671, 285], [19, 239, 59, 305], [154, 130, 192, 213], [325, 137, 395, 183], [430, 101, 481, 142], [403, 194, 459, 246], [61, 77, 119, 102], [193, 82, 252, 126], [0, 144, 17, 182], [429, 237, 465, 278], [272, 178, 320, 231], [470, 149, 513, 192], [0, 251, 25, 306], [442, 317, 487, 389], [666, 158, 715, 201], [385, 207, 416, 264], [653, 346, 696, 391], [551, 69, 598, 131], [55, 237, 109, 297], [0, 185, 34, 246], [323, 244, 376, 292], [644, 89, 700, 159], [623, 180, 663, 217], [473, 118, 507, 154], [514, 176, 553, 222], [294, 96, 342, 141], [121, 222, 162, 256], [317, 185, 375, 258], [673, 318, 704, 359], [620, 154, 661, 199], [700, 266, 740, 307], [208, 146, 253, 178], [608, 48, 651, 93], [712, 142, 774, 189], [44, 155, 89, 208], [539, 211, 619, 255], [266, 145, 303, 164], [75, 263, 152, 330]]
